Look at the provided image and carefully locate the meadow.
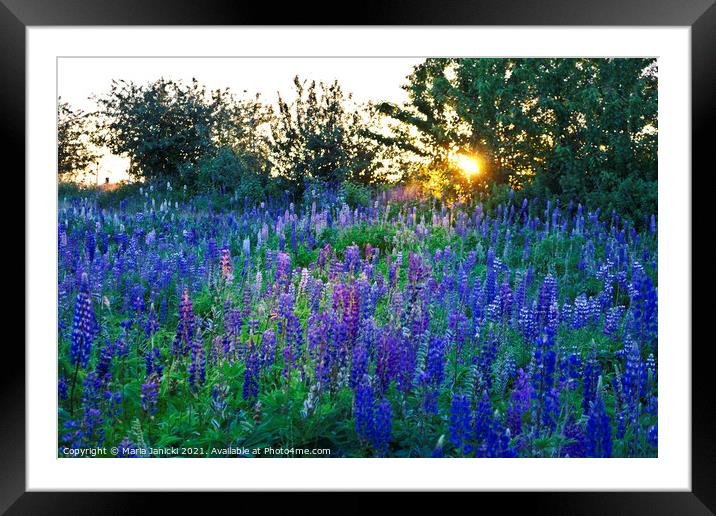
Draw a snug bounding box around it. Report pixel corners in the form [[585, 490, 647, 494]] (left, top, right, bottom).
[[58, 184, 658, 458]]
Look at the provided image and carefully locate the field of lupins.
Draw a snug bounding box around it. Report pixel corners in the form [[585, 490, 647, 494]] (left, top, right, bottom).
[[58, 184, 658, 458]]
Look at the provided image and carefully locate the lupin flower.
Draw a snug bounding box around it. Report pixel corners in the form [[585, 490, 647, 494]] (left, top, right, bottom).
[[172, 288, 195, 356], [140, 374, 160, 415], [275, 252, 292, 291], [370, 398, 392, 457], [456, 266, 470, 304], [298, 267, 309, 294], [354, 376, 374, 444], [537, 274, 558, 325], [506, 368, 532, 436], [425, 334, 446, 388], [375, 331, 400, 392], [484, 411, 516, 458], [585, 381, 612, 457], [343, 285, 360, 344], [188, 338, 206, 390], [94, 341, 114, 390], [623, 338, 644, 407], [388, 259, 398, 288], [145, 303, 159, 337], [499, 280, 513, 320], [70, 273, 95, 369], [647, 423, 658, 449], [220, 246, 233, 284], [247, 319, 260, 336], [582, 351, 601, 413], [349, 336, 369, 390], [603, 306, 624, 339], [628, 262, 658, 350], [449, 393, 472, 455], [58, 377, 68, 401], [260, 329, 276, 369], [241, 287, 252, 321], [145, 347, 164, 378], [211, 383, 230, 415], [282, 313, 303, 377], [62, 372, 106, 449], [86, 229, 96, 263], [473, 390, 493, 446], [57, 182, 657, 458], [484, 247, 496, 303], [542, 386, 561, 430], [243, 342, 260, 402], [344, 244, 361, 275], [561, 416, 587, 457], [115, 438, 139, 458]]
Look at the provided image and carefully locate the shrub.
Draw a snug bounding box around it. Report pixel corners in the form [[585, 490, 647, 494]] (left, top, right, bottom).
[[342, 181, 372, 209]]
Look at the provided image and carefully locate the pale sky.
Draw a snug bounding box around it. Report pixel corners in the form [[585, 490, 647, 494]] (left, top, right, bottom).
[[59, 57, 423, 183]]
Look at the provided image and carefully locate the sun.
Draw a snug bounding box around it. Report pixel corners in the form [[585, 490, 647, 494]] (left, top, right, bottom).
[[452, 153, 480, 178]]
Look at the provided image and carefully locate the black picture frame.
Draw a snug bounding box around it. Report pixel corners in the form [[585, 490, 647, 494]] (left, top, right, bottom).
[[4, 0, 711, 513]]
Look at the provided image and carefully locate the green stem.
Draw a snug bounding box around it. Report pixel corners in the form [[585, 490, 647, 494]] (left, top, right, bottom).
[[70, 360, 80, 418]]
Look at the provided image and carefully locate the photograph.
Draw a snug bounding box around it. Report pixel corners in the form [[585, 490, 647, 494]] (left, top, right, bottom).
[[56, 56, 658, 459]]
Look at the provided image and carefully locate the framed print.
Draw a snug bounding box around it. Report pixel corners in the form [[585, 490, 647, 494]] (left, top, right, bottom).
[[5, 0, 712, 513]]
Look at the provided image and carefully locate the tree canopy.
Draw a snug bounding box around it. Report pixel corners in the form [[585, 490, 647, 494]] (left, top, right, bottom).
[[377, 58, 657, 219], [58, 100, 101, 178], [94, 78, 217, 181], [60, 58, 658, 223], [270, 77, 385, 196]]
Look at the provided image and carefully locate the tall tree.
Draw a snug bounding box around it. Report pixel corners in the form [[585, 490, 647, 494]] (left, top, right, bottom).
[[210, 89, 273, 161], [379, 58, 657, 221], [58, 100, 100, 179], [94, 78, 216, 182], [184, 88, 275, 195], [269, 77, 383, 196]]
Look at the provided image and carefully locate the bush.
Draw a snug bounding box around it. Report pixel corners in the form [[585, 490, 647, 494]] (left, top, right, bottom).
[[95, 182, 143, 210], [58, 181, 89, 201], [342, 181, 372, 209], [58, 181, 146, 210], [522, 174, 656, 229], [479, 182, 514, 213], [177, 147, 275, 205]]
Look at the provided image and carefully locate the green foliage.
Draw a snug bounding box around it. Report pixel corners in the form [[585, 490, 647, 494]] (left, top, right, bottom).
[[58, 180, 91, 200], [341, 181, 372, 209], [94, 78, 216, 182], [58, 100, 101, 179], [179, 146, 270, 201], [379, 58, 657, 224], [332, 223, 397, 255], [293, 245, 317, 268], [93, 79, 273, 190], [270, 77, 385, 197], [94, 182, 144, 210], [58, 181, 143, 210]]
